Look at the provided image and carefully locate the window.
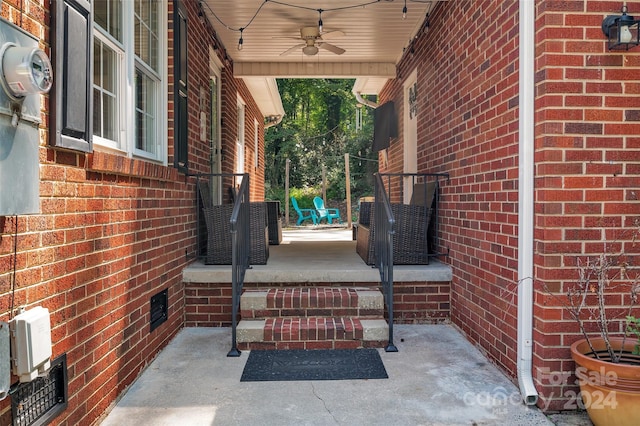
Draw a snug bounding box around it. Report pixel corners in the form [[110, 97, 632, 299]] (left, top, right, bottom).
[[174, 0, 188, 170], [93, 0, 166, 162], [254, 119, 259, 169], [236, 99, 246, 175]]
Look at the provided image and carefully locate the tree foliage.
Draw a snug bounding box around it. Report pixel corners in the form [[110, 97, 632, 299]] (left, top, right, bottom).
[[265, 79, 378, 203]]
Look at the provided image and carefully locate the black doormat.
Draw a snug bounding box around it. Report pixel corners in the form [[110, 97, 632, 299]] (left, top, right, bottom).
[[240, 348, 388, 382]]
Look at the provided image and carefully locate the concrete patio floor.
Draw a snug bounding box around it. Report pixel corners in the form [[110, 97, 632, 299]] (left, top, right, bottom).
[[100, 227, 592, 425], [99, 325, 591, 426]]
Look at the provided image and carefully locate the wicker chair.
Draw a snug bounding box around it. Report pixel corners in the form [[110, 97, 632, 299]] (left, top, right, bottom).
[[198, 180, 269, 265], [356, 182, 436, 265], [202, 202, 269, 265]]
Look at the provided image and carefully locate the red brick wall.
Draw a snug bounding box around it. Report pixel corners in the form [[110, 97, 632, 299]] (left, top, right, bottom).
[[0, 1, 266, 424], [379, 0, 640, 412], [380, 0, 522, 381], [219, 71, 266, 201], [532, 0, 640, 411], [184, 281, 450, 327]]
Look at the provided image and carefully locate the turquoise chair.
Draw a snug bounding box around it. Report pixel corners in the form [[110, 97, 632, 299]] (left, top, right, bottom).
[[291, 197, 318, 225], [313, 196, 342, 224]]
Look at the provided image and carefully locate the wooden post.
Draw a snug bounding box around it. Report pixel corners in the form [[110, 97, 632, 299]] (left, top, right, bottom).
[[285, 158, 290, 227], [345, 153, 352, 229], [322, 165, 327, 204]]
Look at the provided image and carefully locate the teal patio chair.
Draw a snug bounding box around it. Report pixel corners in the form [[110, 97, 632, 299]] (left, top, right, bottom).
[[291, 196, 318, 225], [313, 196, 342, 224]]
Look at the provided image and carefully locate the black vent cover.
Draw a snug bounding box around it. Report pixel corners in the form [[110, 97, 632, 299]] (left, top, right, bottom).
[[150, 289, 168, 332], [11, 353, 68, 426]]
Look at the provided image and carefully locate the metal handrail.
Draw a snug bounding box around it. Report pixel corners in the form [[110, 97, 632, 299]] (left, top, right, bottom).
[[190, 172, 250, 356], [227, 174, 250, 357], [373, 173, 398, 352], [378, 172, 450, 258]]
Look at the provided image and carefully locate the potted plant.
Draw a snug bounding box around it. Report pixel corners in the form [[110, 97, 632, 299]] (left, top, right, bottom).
[[560, 228, 640, 426]]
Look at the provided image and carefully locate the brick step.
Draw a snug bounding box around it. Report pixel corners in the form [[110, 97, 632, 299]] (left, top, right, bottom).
[[240, 287, 384, 319], [236, 317, 389, 351]]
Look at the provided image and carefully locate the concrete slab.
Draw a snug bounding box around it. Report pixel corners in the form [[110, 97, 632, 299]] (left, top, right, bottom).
[[98, 325, 583, 426], [360, 319, 388, 341], [183, 228, 453, 284], [236, 320, 265, 343]]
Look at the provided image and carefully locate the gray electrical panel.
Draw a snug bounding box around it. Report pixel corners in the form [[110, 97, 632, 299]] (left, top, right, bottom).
[[0, 18, 48, 216]]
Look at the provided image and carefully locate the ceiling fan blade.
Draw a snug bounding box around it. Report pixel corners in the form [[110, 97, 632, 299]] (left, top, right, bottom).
[[280, 44, 305, 56], [318, 42, 345, 55], [319, 30, 345, 40]]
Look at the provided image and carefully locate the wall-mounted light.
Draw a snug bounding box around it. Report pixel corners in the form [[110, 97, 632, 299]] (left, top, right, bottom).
[[602, 5, 640, 50], [317, 9, 324, 33]]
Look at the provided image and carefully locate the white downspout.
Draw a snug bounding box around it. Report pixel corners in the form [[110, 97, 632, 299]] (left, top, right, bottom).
[[517, 0, 538, 406], [353, 90, 379, 109], [264, 114, 283, 130]]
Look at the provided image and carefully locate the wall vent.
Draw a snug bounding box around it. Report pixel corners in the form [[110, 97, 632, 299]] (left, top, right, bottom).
[[10, 353, 67, 426], [150, 289, 168, 332]]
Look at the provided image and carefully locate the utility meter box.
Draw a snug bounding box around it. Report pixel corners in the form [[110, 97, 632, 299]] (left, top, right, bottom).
[[0, 18, 53, 216], [10, 306, 52, 383]]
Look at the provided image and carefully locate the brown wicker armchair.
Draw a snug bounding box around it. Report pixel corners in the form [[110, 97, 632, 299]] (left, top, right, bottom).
[[198, 180, 269, 265], [356, 181, 436, 265]]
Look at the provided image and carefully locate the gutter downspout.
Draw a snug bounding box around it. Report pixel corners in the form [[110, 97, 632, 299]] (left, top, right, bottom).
[[264, 114, 283, 130], [353, 90, 378, 109], [517, 0, 539, 406]]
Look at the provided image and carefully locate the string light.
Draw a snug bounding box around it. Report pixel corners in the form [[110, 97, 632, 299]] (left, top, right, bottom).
[[201, 0, 427, 50], [318, 9, 324, 33]]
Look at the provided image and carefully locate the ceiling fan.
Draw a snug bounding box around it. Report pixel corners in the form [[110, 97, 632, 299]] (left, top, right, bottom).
[[279, 26, 346, 56]]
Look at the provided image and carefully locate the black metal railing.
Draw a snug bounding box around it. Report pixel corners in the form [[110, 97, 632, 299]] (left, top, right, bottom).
[[372, 172, 449, 352], [373, 173, 398, 352], [190, 172, 250, 356], [228, 175, 250, 356]]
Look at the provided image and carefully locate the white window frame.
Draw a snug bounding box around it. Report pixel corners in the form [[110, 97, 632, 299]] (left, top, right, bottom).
[[254, 118, 259, 169], [236, 96, 246, 175], [92, 32, 124, 152], [92, 0, 168, 165]]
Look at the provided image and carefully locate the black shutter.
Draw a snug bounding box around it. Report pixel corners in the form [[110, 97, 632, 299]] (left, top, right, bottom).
[[174, 0, 188, 172], [50, 0, 92, 152]]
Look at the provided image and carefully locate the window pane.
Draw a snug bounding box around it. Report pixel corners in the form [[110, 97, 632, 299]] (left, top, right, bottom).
[[93, 88, 102, 136], [94, 0, 122, 41], [93, 37, 119, 144], [135, 69, 156, 154], [135, 0, 159, 71]]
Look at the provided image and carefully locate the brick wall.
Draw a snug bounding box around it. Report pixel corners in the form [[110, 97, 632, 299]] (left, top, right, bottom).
[[184, 281, 450, 327], [532, 0, 640, 411], [379, 0, 640, 411], [0, 1, 266, 424], [379, 0, 522, 382]]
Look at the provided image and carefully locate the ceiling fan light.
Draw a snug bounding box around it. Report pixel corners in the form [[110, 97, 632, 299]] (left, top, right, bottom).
[[303, 45, 319, 55]]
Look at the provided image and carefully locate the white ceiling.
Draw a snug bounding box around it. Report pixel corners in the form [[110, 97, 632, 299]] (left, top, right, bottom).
[[200, 0, 439, 118]]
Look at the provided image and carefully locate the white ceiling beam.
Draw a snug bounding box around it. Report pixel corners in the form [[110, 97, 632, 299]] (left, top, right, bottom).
[[234, 62, 397, 78]]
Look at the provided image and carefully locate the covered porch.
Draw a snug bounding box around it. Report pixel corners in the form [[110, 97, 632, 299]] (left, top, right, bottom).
[[184, 227, 452, 285]]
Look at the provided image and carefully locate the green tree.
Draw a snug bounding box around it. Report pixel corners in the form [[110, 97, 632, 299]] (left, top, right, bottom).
[[265, 79, 377, 204]]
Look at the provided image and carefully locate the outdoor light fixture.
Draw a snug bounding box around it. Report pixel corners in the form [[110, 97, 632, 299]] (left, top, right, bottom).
[[602, 5, 640, 50], [318, 9, 324, 33], [303, 45, 319, 56], [238, 28, 244, 51], [402, 0, 407, 19]]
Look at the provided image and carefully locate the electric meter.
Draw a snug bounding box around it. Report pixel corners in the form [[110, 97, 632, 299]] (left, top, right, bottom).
[[0, 43, 52, 98]]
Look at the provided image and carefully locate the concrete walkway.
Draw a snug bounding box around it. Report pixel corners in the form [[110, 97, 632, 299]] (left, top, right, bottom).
[[99, 325, 590, 426]]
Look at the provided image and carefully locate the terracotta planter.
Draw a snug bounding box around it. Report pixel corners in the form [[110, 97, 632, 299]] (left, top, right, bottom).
[[571, 337, 640, 426]]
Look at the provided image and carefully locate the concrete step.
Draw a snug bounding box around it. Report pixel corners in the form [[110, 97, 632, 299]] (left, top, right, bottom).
[[240, 287, 384, 319], [236, 317, 389, 350]]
